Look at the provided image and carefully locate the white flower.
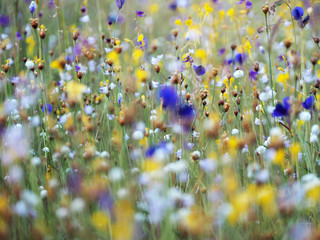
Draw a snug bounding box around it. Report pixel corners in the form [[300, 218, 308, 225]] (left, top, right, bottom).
[[256, 146, 267, 155], [231, 129, 239, 135], [261, 74, 269, 83], [310, 134, 318, 143], [79, 15, 90, 23], [199, 159, 216, 172], [109, 167, 124, 182], [42, 147, 50, 153], [299, 111, 311, 121], [56, 207, 69, 219], [31, 157, 41, 166], [70, 198, 85, 213], [164, 160, 188, 173], [25, 60, 34, 69], [311, 125, 320, 135], [234, 70, 244, 78], [132, 130, 144, 140], [40, 189, 48, 198], [259, 92, 271, 102], [270, 127, 282, 137]]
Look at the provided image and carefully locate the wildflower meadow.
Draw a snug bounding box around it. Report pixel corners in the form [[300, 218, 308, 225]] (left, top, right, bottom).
[[1, 0, 320, 239]]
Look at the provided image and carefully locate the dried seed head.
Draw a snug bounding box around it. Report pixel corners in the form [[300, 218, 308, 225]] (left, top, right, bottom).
[[154, 65, 160, 73], [284, 39, 292, 49], [262, 5, 269, 14]]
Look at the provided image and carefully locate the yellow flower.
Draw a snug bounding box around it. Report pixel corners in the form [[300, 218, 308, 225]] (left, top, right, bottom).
[[65, 81, 87, 104], [26, 36, 36, 55], [107, 50, 120, 66], [137, 34, 145, 47], [150, 3, 159, 13], [245, 40, 252, 61], [175, 19, 182, 26], [276, 72, 289, 90], [273, 149, 286, 167], [227, 8, 235, 20], [135, 69, 148, 82], [91, 211, 109, 231], [204, 3, 213, 17], [132, 48, 144, 65], [142, 160, 162, 173], [185, 19, 193, 27], [194, 49, 207, 62]]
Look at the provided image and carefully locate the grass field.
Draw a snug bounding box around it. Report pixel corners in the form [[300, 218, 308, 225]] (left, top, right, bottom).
[[1, 0, 320, 239]]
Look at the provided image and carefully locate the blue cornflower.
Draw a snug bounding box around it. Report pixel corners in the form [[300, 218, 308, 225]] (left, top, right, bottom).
[[249, 68, 258, 80], [136, 10, 146, 17], [291, 6, 304, 21], [29, 1, 37, 14], [178, 104, 195, 120], [159, 86, 178, 109], [234, 53, 246, 65], [302, 95, 315, 110], [246, 1, 252, 9], [42, 103, 53, 115], [116, 0, 125, 10], [272, 97, 290, 117], [193, 65, 206, 76]]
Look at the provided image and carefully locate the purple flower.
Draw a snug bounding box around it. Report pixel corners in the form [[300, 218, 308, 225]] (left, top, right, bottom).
[[16, 32, 21, 40], [178, 104, 195, 120], [41, 103, 53, 115], [218, 47, 226, 56], [246, 1, 253, 9], [234, 53, 246, 65], [193, 65, 206, 76], [0, 15, 9, 27], [116, 0, 125, 10], [249, 68, 258, 80], [136, 10, 146, 17], [29, 1, 37, 14], [236, 0, 245, 4], [272, 97, 290, 117], [75, 65, 81, 72], [292, 6, 304, 21], [98, 191, 114, 212], [302, 95, 315, 110], [67, 169, 82, 195], [159, 86, 178, 109], [182, 55, 193, 64]]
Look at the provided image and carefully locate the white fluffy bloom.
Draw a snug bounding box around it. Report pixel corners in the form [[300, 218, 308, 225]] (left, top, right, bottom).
[[70, 198, 85, 213], [310, 134, 318, 143], [132, 130, 144, 140], [311, 125, 320, 135], [25, 60, 34, 69], [256, 146, 267, 155], [234, 70, 244, 78], [231, 129, 239, 135], [299, 111, 311, 121], [109, 167, 124, 182]]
